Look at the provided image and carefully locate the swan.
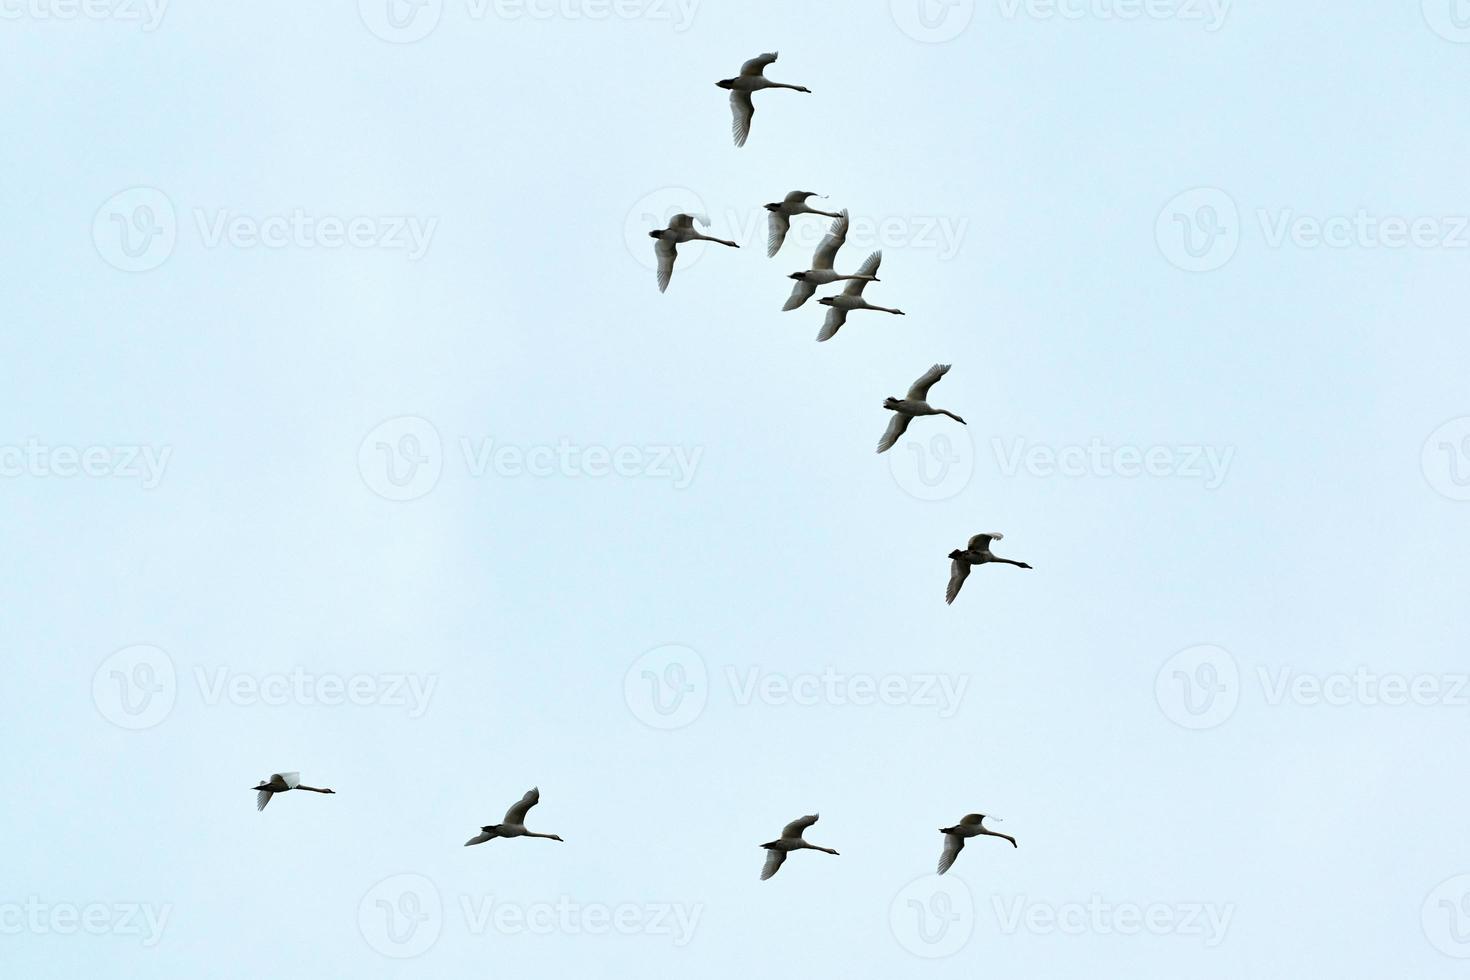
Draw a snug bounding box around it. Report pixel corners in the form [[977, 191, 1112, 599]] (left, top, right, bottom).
[[464, 786, 564, 846], [766, 191, 840, 257], [783, 210, 879, 310], [716, 52, 811, 148], [815, 251, 903, 341], [946, 532, 1033, 605], [759, 813, 839, 879], [937, 814, 1017, 874], [252, 772, 335, 811], [649, 213, 739, 293], [876, 363, 966, 453]]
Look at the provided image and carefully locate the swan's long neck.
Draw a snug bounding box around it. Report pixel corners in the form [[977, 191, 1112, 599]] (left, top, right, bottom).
[[298, 785, 332, 794], [525, 831, 560, 840]]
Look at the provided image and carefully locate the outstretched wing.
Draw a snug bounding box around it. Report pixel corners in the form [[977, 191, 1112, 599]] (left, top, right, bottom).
[[907, 363, 951, 401], [937, 833, 965, 875], [945, 559, 970, 605], [783, 278, 817, 311], [767, 210, 791, 257], [655, 238, 677, 293], [668, 213, 707, 232], [464, 830, 495, 847], [783, 190, 816, 204], [842, 251, 881, 295], [811, 210, 849, 271], [760, 848, 786, 880], [256, 789, 272, 812], [816, 305, 847, 342], [740, 52, 778, 76], [730, 90, 755, 147], [782, 813, 819, 839], [967, 532, 1002, 552], [876, 412, 912, 454], [504, 786, 540, 824], [274, 772, 300, 790]]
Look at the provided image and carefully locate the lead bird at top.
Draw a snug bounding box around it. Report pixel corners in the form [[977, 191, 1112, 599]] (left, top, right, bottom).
[[717, 52, 811, 148]]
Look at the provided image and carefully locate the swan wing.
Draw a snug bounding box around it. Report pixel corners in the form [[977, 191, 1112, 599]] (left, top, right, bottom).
[[783, 190, 815, 204], [937, 833, 964, 875], [811, 210, 849, 270], [760, 848, 786, 880], [767, 210, 790, 257], [907, 363, 951, 401], [782, 813, 819, 839], [967, 532, 1002, 552], [730, 90, 754, 147], [877, 412, 912, 454], [464, 830, 495, 847], [841, 251, 881, 295], [504, 786, 540, 825], [946, 559, 970, 605], [740, 52, 778, 76], [256, 788, 273, 811], [783, 278, 817, 311], [816, 304, 847, 342], [655, 238, 677, 293]]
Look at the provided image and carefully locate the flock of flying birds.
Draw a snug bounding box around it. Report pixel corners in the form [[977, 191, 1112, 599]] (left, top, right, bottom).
[[252, 52, 1026, 884]]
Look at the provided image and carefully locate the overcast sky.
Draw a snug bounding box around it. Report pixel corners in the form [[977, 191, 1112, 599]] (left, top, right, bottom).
[[3, 1, 1470, 976]]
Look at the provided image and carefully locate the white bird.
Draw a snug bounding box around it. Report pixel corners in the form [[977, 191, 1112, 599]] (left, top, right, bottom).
[[877, 364, 966, 453], [464, 786, 565, 846], [759, 813, 839, 880], [937, 813, 1017, 875], [783, 210, 879, 311], [766, 191, 840, 257], [252, 772, 335, 811], [947, 533, 1033, 605], [649, 213, 739, 293], [716, 52, 812, 148], [815, 251, 903, 341]]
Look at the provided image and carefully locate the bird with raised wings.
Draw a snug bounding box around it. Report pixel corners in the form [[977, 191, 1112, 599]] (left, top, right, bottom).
[[783, 210, 879, 310], [816, 251, 903, 341], [465, 786, 564, 846], [947, 533, 1033, 605], [649, 213, 739, 293], [759, 813, 839, 879], [766, 191, 840, 256], [877, 364, 966, 453], [716, 52, 812, 148], [252, 772, 335, 811], [937, 813, 1017, 874]]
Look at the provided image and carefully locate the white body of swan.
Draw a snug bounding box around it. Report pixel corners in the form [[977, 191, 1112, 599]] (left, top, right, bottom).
[[464, 786, 565, 846], [783, 210, 879, 310], [649, 213, 739, 293], [877, 363, 966, 453], [946, 532, 1033, 605], [759, 813, 839, 879], [253, 772, 335, 811], [716, 52, 812, 148], [816, 251, 903, 341], [766, 191, 840, 256], [937, 813, 1017, 875]]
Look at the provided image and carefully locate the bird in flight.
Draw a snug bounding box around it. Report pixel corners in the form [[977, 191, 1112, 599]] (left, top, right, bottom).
[[937, 813, 1017, 874], [760, 813, 839, 879], [947, 533, 1033, 605], [765, 191, 840, 256], [464, 786, 565, 846], [649, 213, 739, 293], [876, 363, 966, 453], [716, 52, 812, 148], [252, 772, 335, 811], [816, 251, 903, 341], [783, 210, 878, 311]]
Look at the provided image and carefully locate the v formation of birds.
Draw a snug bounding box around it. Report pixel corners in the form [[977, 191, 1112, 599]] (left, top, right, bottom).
[[258, 52, 1029, 883]]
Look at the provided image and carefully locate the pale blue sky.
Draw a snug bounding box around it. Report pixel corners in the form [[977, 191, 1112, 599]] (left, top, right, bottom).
[[4, 1, 1470, 976]]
